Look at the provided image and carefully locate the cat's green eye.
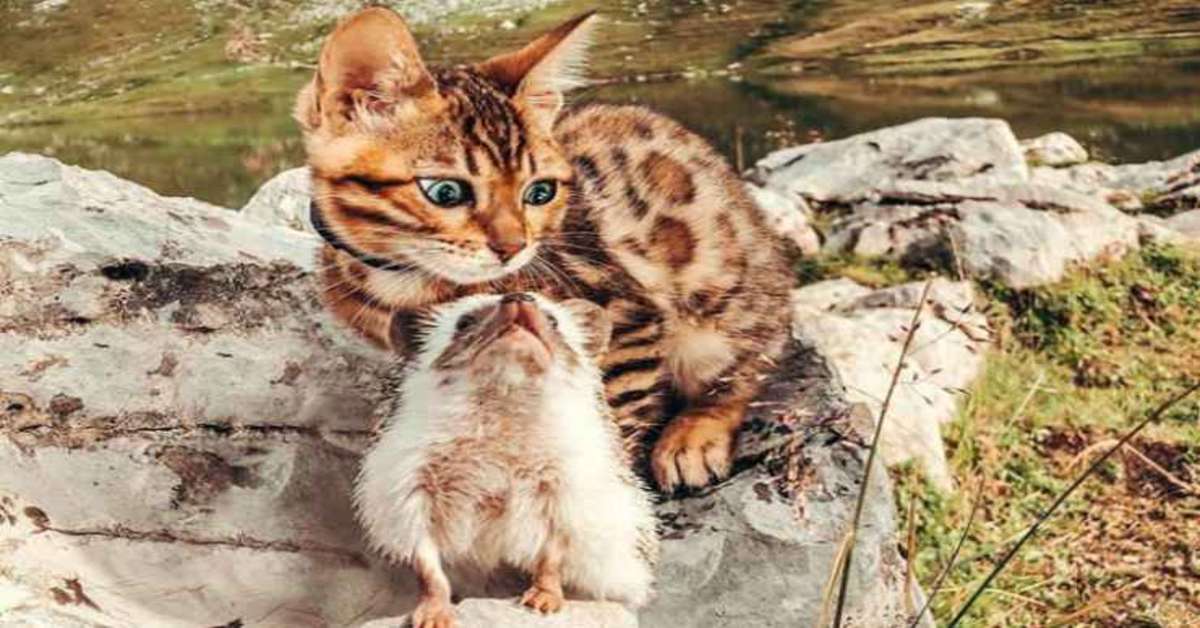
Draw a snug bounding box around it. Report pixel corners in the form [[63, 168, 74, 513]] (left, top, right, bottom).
[[418, 179, 472, 208], [523, 180, 558, 206]]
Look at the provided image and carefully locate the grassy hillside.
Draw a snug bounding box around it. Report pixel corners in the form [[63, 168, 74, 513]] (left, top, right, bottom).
[[760, 0, 1200, 75], [0, 0, 801, 126]]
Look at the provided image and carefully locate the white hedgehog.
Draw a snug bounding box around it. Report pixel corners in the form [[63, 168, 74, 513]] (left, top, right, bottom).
[[356, 292, 658, 628]]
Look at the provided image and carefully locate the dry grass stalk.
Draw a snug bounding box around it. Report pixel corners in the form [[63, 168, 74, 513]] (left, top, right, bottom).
[[1123, 444, 1198, 495], [905, 472, 985, 628], [903, 485, 919, 617], [816, 530, 855, 628], [831, 279, 935, 628]]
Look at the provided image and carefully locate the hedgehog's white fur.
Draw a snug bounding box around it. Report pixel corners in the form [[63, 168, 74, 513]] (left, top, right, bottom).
[[355, 294, 656, 607]]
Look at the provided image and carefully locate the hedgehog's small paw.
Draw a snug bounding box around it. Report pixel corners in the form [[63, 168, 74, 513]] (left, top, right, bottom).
[[520, 585, 565, 614], [412, 599, 455, 628], [651, 412, 736, 493]]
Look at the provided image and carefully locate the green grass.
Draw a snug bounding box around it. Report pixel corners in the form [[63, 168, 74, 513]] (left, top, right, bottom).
[[0, 0, 801, 127], [888, 245, 1199, 627], [794, 253, 928, 288]]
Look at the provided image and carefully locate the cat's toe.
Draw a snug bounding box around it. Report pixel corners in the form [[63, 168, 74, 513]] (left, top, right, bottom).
[[651, 414, 735, 492]]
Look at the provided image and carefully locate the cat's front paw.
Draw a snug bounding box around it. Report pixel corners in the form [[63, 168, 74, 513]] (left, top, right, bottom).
[[412, 600, 456, 628], [520, 584, 565, 614], [651, 412, 736, 493]]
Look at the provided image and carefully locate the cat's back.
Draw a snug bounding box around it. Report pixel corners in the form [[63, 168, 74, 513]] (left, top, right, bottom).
[[552, 102, 789, 316], [555, 104, 741, 205]]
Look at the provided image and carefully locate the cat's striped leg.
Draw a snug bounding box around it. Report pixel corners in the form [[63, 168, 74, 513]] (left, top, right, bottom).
[[652, 289, 791, 492]]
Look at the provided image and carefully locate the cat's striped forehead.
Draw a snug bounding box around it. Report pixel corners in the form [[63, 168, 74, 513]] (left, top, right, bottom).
[[434, 68, 534, 175]]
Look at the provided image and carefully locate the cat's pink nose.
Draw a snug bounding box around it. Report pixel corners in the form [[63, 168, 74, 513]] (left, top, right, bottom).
[[489, 239, 526, 263]]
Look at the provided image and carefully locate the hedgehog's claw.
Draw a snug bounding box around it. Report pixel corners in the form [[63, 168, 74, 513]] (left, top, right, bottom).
[[520, 585, 565, 614]]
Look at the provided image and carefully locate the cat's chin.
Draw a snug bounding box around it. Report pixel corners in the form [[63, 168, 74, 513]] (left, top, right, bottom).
[[414, 245, 539, 285]]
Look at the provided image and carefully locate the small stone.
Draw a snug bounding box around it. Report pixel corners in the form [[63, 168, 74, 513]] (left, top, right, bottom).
[[1020, 132, 1089, 167], [1106, 189, 1143, 213]]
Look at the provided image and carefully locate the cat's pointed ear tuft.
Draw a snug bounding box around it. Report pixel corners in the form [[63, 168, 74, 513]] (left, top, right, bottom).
[[478, 11, 600, 128], [296, 7, 439, 133]]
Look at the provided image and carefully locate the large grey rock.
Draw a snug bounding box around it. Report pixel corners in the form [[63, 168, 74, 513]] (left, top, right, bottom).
[[0, 152, 401, 628], [751, 117, 1029, 204], [948, 202, 1072, 288], [946, 198, 1139, 289], [822, 181, 1141, 288], [0, 154, 928, 628], [791, 278, 990, 492], [1020, 132, 1089, 167]]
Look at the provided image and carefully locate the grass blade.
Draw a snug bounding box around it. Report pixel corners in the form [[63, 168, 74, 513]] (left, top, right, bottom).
[[905, 471, 984, 628]]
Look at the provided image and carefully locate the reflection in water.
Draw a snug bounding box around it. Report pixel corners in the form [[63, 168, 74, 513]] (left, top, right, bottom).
[[2, 56, 1198, 208]]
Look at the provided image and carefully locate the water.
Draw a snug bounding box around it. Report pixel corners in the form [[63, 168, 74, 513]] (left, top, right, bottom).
[[3, 56, 1198, 208]]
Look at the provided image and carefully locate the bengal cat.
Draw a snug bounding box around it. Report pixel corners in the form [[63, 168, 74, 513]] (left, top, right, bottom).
[[297, 8, 793, 493]]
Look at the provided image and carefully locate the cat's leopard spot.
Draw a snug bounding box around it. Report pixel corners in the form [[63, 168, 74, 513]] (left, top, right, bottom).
[[650, 216, 696, 270], [640, 151, 696, 206]]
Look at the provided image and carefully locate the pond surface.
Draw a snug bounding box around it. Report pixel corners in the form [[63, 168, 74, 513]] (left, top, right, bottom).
[[3, 54, 1198, 208]]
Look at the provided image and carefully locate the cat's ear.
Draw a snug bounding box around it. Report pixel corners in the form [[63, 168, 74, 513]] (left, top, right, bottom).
[[296, 7, 439, 133], [560, 299, 612, 358], [478, 11, 599, 129]]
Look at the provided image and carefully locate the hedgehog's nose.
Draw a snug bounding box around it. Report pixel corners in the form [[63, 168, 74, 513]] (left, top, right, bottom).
[[502, 293, 534, 304]]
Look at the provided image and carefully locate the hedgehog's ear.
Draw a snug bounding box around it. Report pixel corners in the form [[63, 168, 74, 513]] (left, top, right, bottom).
[[296, 7, 440, 133], [560, 299, 611, 358], [477, 11, 599, 130]]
